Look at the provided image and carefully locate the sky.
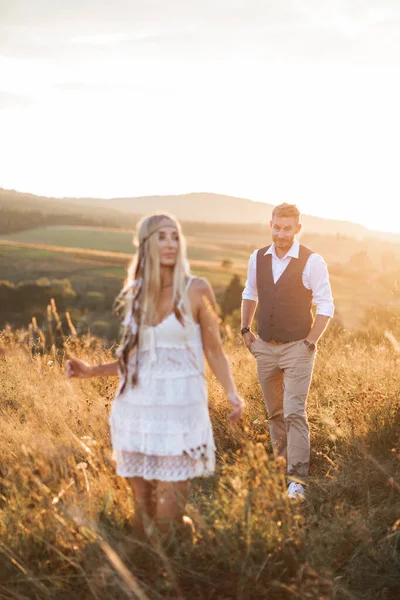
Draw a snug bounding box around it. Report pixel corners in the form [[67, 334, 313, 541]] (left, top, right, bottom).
[[1, 0, 400, 232]]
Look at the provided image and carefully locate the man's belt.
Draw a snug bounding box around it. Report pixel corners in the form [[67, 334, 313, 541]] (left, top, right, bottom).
[[266, 338, 294, 345]]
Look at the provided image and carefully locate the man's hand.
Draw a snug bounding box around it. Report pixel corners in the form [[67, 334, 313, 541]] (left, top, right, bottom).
[[243, 330, 256, 352], [66, 358, 94, 379]]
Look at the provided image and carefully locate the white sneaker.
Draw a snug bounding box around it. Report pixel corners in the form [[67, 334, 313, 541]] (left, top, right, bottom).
[[287, 482, 305, 499]]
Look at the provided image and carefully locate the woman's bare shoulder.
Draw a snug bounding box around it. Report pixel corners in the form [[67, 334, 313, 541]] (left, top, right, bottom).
[[188, 278, 216, 316], [189, 276, 212, 295]]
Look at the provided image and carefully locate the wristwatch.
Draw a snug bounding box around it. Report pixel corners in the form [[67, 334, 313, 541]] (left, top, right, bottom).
[[241, 326, 251, 336], [303, 339, 316, 352]]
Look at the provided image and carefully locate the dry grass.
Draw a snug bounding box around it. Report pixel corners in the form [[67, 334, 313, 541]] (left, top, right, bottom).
[[0, 323, 400, 599]]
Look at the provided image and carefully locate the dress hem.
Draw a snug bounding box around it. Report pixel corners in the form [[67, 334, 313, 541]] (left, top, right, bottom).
[[115, 469, 215, 482]]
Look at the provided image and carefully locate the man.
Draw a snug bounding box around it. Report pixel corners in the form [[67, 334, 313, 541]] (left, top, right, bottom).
[[241, 203, 334, 498]]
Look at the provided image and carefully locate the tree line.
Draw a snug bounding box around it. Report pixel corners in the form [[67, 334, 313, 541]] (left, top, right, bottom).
[[0, 273, 245, 336], [0, 206, 132, 235]]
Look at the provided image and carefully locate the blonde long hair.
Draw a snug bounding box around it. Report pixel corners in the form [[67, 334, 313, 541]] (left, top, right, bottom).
[[115, 213, 191, 392]]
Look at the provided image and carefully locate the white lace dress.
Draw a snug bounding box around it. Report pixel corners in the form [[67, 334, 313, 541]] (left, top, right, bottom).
[[109, 284, 216, 481]]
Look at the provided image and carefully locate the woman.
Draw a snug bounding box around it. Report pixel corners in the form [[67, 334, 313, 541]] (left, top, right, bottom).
[[67, 214, 244, 534]]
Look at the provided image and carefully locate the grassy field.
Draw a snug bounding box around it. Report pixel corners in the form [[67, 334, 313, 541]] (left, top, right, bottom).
[[0, 226, 251, 267], [3, 222, 400, 266], [1, 215, 400, 598], [0, 321, 399, 599], [0, 239, 242, 285], [0, 237, 243, 342], [2, 221, 400, 340], [2, 235, 400, 334]]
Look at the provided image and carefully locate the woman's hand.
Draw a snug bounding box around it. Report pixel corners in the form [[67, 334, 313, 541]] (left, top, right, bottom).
[[227, 392, 245, 422], [66, 358, 94, 379]]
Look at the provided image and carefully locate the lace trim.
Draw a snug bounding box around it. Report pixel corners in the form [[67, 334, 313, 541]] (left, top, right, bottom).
[[114, 450, 215, 481]]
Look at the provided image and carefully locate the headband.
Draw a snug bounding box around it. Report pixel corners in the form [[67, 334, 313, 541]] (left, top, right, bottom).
[[139, 221, 178, 246]]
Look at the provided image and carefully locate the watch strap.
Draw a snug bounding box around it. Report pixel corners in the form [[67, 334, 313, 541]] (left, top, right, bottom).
[[303, 339, 316, 351]]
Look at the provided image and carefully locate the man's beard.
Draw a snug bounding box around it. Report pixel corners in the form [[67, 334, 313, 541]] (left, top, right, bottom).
[[272, 235, 295, 249]]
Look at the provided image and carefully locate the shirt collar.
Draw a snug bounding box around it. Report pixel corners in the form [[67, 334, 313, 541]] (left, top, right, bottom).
[[265, 239, 300, 260]]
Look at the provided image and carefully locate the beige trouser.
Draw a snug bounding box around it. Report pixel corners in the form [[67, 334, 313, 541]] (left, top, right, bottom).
[[251, 337, 316, 483]]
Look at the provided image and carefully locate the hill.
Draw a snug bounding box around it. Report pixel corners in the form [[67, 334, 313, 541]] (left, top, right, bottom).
[[2, 188, 400, 336], [69, 192, 371, 237], [1, 188, 399, 241]]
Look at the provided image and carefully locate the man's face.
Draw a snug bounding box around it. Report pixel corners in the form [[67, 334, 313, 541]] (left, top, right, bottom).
[[270, 216, 301, 253]]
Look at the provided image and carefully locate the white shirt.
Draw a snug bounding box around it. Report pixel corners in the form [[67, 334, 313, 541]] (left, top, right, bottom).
[[242, 240, 335, 318]]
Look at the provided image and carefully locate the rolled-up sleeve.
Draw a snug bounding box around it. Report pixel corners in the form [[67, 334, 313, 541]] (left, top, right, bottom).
[[306, 254, 335, 317], [242, 250, 259, 301]]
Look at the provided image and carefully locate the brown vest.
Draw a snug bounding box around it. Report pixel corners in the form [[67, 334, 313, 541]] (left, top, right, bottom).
[[256, 244, 314, 342]]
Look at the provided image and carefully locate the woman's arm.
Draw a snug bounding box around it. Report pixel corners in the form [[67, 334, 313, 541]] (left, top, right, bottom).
[[66, 357, 119, 379], [193, 278, 244, 421]]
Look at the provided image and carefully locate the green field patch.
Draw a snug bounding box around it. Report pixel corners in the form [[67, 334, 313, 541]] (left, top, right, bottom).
[[0, 244, 58, 260], [0, 227, 251, 265], [187, 246, 249, 264], [0, 227, 135, 254], [87, 267, 126, 279]]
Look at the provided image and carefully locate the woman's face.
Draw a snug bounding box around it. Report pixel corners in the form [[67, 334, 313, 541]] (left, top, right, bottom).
[[157, 221, 179, 267]]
